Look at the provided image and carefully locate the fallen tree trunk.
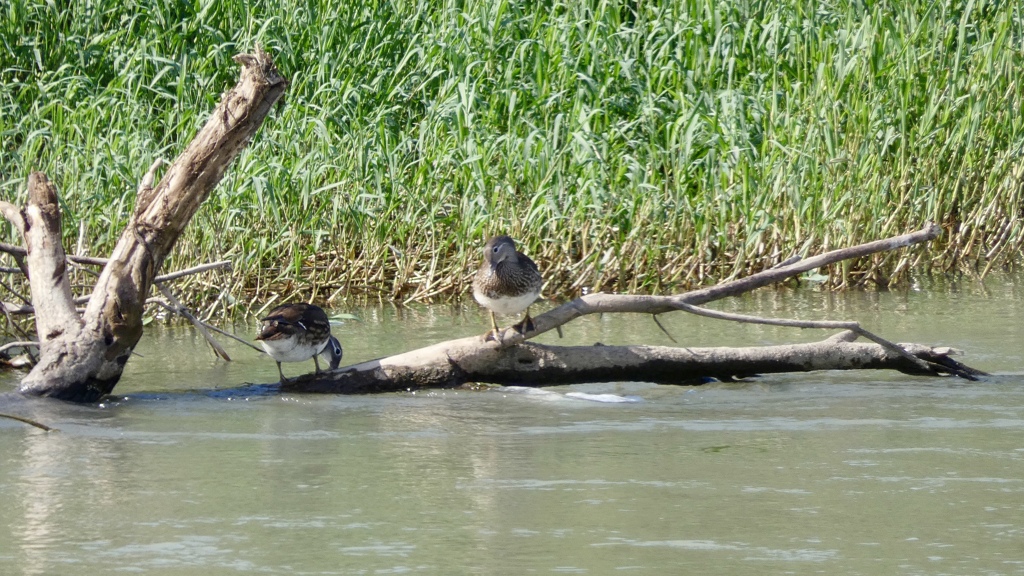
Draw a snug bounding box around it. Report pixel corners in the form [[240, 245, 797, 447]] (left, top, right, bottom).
[[285, 332, 980, 394], [0, 47, 286, 402], [283, 224, 986, 394]]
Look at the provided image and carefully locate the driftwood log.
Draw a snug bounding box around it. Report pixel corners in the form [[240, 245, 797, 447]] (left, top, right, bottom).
[[283, 224, 985, 394], [0, 47, 286, 402]]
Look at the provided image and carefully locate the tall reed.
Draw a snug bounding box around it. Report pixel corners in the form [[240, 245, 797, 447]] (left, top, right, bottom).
[[1, 0, 1022, 313]]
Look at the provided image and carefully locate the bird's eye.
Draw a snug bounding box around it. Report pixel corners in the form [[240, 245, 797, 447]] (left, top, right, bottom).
[[492, 246, 500, 253]]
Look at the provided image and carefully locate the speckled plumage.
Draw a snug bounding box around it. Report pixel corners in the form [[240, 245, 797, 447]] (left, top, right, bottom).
[[472, 235, 543, 340], [256, 303, 343, 382]]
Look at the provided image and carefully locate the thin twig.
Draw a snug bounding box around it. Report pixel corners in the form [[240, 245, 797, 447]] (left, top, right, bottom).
[[0, 302, 36, 362], [0, 413, 55, 432], [0, 241, 29, 275], [154, 260, 231, 283], [68, 259, 101, 277], [0, 242, 110, 267], [1, 296, 90, 316], [154, 284, 231, 360], [204, 321, 264, 353], [203, 319, 264, 352], [0, 243, 22, 255], [651, 314, 678, 343], [150, 298, 263, 352], [138, 158, 164, 193], [0, 278, 31, 306], [0, 241, 231, 282], [0, 340, 38, 355]]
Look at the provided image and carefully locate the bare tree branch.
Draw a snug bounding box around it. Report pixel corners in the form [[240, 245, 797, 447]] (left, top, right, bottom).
[[488, 223, 942, 346], [0, 203, 25, 236], [154, 261, 232, 283], [0, 340, 39, 355], [668, 301, 968, 378]]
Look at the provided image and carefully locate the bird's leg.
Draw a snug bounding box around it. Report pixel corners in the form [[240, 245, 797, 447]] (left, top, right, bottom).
[[483, 310, 502, 342], [313, 354, 322, 374], [276, 361, 289, 384], [513, 307, 535, 334]]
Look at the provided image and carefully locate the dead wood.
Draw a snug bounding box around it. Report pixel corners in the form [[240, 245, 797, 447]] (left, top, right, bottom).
[[0, 242, 109, 267], [498, 224, 942, 346], [284, 334, 981, 394], [282, 224, 986, 394], [0, 411, 55, 431], [0, 341, 39, 355], [0, 243, 231, 281], [0, 46, 286, 402], [154, 284, 231, 360]]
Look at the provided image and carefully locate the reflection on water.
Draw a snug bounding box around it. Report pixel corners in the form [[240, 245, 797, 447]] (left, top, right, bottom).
[[16, 434, 64, 576], [1, 276, 1023, 574]]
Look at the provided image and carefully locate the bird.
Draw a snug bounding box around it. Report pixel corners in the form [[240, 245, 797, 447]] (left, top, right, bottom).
[[255, 303, 343, 383], [472, 235, 543, 341]]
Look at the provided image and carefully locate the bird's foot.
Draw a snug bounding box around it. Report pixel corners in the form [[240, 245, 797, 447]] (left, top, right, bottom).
[[482, 328, 504, 343], [513, 315, 536, 335]]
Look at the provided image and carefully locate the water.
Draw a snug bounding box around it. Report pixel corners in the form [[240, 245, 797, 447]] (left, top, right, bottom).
[[1, 277, 1023, 575]]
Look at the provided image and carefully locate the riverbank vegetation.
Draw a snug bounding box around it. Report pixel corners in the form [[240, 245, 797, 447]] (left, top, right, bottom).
[[2, 0, 1022, 314]]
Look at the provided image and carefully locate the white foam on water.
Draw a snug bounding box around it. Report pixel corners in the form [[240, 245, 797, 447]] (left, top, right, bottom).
[[500, 387, 641, 403], [564, 392, 641, 403]]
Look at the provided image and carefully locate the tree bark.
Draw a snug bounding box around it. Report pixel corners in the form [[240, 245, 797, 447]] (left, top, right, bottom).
[[282, 224, 986, 394], [0, 47, 287, 402], [0, 174, 81, 344]]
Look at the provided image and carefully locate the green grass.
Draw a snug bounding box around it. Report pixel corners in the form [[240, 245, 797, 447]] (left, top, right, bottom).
[[1, 0, 1022, 314]]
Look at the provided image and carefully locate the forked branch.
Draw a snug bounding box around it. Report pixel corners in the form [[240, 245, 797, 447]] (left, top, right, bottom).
[[497, 223, 942, 346]]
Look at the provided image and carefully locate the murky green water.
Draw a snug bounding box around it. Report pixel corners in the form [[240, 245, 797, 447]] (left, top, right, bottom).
[[2, 277, 1023, 575]]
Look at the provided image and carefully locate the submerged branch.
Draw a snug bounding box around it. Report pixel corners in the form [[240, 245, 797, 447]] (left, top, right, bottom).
[[0, 412, 55, 431]]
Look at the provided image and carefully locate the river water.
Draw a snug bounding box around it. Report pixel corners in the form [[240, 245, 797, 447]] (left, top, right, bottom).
[[1, 277, 1022, 575]]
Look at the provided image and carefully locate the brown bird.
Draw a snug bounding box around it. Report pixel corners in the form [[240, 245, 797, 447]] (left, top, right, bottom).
[[255, 303, 343, 383], [472, 235, 543, 341]]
